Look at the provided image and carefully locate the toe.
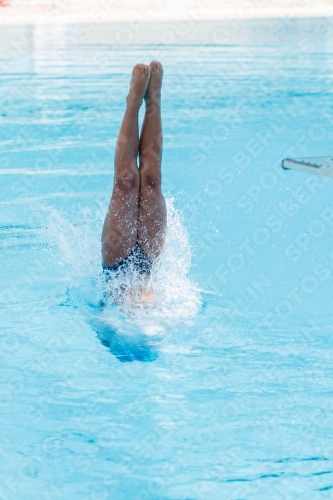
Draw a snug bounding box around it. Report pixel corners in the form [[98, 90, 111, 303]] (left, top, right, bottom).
[[134, 63, 145, 74], [150, 61, 163, 75], [133, 64, 140, 75], [150, 60, 157, 73]]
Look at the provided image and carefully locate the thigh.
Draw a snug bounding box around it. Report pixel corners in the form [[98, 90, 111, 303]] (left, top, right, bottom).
[[137, 179, 167, 260], [101, 178, 139, 267]]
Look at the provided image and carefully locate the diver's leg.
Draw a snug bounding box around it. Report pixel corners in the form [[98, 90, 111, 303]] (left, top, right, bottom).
[[101, 64, 150, 267], [137, 61, 167, 260]]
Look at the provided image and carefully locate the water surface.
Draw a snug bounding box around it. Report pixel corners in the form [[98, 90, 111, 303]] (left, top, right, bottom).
[[1, 18, 333, 499]]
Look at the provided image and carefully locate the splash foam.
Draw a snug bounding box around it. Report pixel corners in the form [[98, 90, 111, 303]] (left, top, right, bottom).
[[43, 198, 201, 337]]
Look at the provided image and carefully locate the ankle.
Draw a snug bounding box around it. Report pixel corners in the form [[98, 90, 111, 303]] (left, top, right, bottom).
[[126, 94, 143, 108], [145, 95, 161, 108]]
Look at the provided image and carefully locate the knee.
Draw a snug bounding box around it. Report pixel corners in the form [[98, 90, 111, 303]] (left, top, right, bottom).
[[140, 169, 162, 189], [115, 171, 139, 192]]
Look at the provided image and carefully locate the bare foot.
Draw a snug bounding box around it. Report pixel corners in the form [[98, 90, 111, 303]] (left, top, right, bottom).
[[127, 64, 150, 106], [145, 60, 163, 105]]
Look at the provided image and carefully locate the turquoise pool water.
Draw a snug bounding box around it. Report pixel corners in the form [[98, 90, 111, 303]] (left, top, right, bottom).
[[1, 18, 333, 499]]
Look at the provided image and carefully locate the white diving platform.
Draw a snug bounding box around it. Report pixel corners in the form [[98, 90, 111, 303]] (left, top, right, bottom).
[[282, 156, 333, 178]]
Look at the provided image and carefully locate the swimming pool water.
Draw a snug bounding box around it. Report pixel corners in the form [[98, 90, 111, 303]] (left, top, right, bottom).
[[1, 17, 333, 499]]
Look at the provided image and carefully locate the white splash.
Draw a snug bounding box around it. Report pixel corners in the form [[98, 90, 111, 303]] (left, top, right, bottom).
[[43, 198, 201, 338]]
